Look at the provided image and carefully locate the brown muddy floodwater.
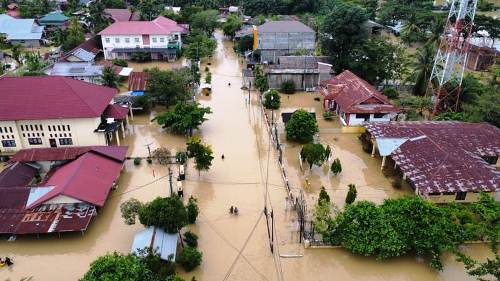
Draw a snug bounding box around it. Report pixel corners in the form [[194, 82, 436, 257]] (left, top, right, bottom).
[[0, 31, 493, 281]]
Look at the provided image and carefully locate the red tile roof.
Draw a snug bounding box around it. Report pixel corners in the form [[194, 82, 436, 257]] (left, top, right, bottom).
[[320, 70, 399, 114], [104, 8, 140, 22], [0, 76, 117, 121], [104, 104, 129, 120], [99, 16, 185, 35], [10, 146, 128, 163], [128, 71, 150, 91], [364, 121, 500, 195]]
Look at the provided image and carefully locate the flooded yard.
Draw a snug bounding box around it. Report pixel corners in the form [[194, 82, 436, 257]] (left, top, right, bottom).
[[0, 31, 492, 281]]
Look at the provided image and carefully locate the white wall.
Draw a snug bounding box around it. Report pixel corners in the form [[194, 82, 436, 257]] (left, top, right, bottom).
[[347, 113, 391, 126], [45, 195, 83, 205], [102, 32, 182, 60]]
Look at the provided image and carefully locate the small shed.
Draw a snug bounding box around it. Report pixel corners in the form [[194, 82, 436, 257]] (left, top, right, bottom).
[[131, 227, 178, 261]]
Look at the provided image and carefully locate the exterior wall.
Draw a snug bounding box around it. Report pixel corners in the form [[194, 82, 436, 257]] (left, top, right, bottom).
[[348, 113, 391, 126], [266, 73, 319, 90], [9, 39, 40, 48], [258, 31, 315, 63], [67, 75, 102, 84], [427, 191, 494, 204], [0, 117, 106, 154], [101, 33, 182, 60]]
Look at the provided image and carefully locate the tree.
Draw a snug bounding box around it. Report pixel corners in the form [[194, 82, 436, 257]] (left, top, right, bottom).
[[330, 158, 342, 175], [120, 198, 143, 225], [456, 252, 500, 281], [319, 186, 330, 203], [151, 147, 171, 165], [154, 102, 212, 135], [138, 0, 162, 20], [112, 59, 128, 67], [138, 196, 188, 233], [255, 74, 269, 93], [186, 196, 199, 224], [263, 90, 281, 109], [101, 67, 118, 88], [176, 151, 188, 164], [410, 43, 435, 96], [183, 231, 199, 248], [314, 196, 332, 234], [51, 28, 67, 46], [190, 10, 219, 35], [186, 137, 214, 174], [81, 252, 157, 281], [289, 0, 321, 14], [285, 109, 318, 143], [319, 2, 368, 72], [345, 184, 357, 204], [222, 13, 242, 39], [400, 15, 424, 45], [383, 87, 399, 99], [184, 31, 217, 61], [66, 0, 80, 14], [345, 0, 378, 19], [177, 247, 202, 272], [280, 80, 296, 94], [204, 71, 212, 84], [88, 0, 111, 34], [11, 44, 22, 64], [349, 38, 406, 84], [23, 52, 46, 75], [146, 68, 193, 106], [63, 18, 85, 51], [235, 35, 254, 54], [300, 143, 326, 169]]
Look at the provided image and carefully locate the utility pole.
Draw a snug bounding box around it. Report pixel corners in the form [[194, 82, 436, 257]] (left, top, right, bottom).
[[270, 209, 274, 253], [248, 81, 251, 104], [168, 167, 173, 196]]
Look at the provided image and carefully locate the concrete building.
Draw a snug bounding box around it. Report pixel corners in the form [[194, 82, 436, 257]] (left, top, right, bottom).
[[0, 76, 129, 155], [256, 20, 315, 63], [263, 56, 331, 91], [320, 70, 399, 127], [0, 14, 44, 47], [363, 121, 500, 203], [99, 16, 188, 61]]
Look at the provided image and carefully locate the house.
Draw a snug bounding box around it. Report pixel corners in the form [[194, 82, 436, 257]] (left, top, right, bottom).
[[256, 20, 315, 63], [363, 121, 500, 203], [0, 76, 131, 155], [39, 11, 69, 27], [0, 14, 44, 47], [63, 37, 102, 62], [99, 16, 187, 61], [320, 70, 399, 127], [0, 146, 128, 235], [104, 8, 140, 22], [263, 56, 332, 90], [46, 62, 104, 84]]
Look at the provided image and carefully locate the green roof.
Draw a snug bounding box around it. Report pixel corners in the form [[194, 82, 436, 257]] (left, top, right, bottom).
[[39, 12, 69, 25]]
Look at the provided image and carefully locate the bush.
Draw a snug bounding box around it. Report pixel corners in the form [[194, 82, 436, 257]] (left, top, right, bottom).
[[263, 90, 281, 109], [345, 184, 357, 204], [205, 71, 212, 84], [183, 231, 199, 248], [382, 87, 399, 99], [319, 186, 330, 203], [112, 59, 128, 67], [323, 111, 334, 121], [186, 196, 199, 224], [133, 95, 151, 111], [176, 151, 188, 164], [177, 247, 202, 272], [331, 158, 342, 175], [285, 109, 318, 143], [280, 80, 296, 94], [134, 157, 142, 165]]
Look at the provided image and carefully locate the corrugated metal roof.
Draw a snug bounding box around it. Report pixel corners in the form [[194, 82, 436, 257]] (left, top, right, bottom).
[[258, 20, 314, 33], [50, 62, 103, 77], [131, 227, 178, 261], [0, 162, 38, 188], [0, 14, 43, 40]]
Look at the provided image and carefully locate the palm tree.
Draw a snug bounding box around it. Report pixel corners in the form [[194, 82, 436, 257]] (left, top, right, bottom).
[[410, 43, 436, 96], [401, 15, 423, 46], [427, 17, 445, 45]]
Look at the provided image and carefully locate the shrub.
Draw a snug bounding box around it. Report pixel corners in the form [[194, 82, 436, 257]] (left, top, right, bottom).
[[319, 186, 330, 203], [186, 196, 199, 224], [280, 80, 296, 94], [176, 151, 188, 164], [134, 157, 142, 165], [120, 198, 143, 225], [177, 247, 202, 272], [383, 87, 399, 99], [204, 66, 209, 72], [112, 59, 128, 67], [323, 111, 334, 121], [345, 184, 357, 204], [152, 148, 171, 165], [285, 109, 319, 143], [331, 158, 342, 175], [183, 231, 199, 248], [133, 95, 151, 111], [205, 71, 212, 84], [263, 89, 281, 109]]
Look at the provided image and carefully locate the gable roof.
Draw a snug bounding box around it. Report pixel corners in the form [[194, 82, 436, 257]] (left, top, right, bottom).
[[104, 8, 140, 22], [99, 16, 185, 35], [39, 12, 69, 24], [10, 146, 128, 163], [49, 62, 104, 77], [0, 14, 44, 40], [0, 76, 117, 121], [27, 149, 127, 208], [103, 104, 129, 120], [321, 70, 399, 114], [258, 20, 314, 33], [364, 121, 500, 194], [0, 162, 38, 188], [128, 71, 150, 91], [65, 38, 101, 62]]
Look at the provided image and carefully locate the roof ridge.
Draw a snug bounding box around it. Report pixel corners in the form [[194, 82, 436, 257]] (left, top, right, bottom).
[[60, 77, 103, 116]]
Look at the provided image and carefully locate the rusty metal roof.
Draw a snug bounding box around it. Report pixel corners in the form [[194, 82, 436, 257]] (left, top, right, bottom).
[[364, 121, 500, 194]]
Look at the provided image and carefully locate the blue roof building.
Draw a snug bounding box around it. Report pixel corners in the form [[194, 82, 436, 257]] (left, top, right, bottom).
[[0, 14, 44, 47]]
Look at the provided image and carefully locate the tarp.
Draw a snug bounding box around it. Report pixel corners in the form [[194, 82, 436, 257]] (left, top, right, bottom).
[[119, 67, 133, 76], [131, 227, 178, 261], [375, 137, 407, 156]]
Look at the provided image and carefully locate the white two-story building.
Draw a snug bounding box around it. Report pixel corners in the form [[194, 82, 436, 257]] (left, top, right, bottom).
[[0, 76, 129, 155], [99, 16, 187, 61]]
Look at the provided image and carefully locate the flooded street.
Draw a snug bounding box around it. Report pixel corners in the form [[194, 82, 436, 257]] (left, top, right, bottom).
[[0, 31, 492, 281]]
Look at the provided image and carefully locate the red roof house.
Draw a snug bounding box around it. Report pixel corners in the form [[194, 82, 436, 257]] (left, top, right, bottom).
[[104, 8, 141, 22], [320, 70, 399, 126], [99, 16, 187, 36], [364, 121, 500, 202]]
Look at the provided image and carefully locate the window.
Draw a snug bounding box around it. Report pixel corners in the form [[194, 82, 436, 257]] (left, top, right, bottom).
[[159, 37, 165, 42], [62, 125, 66, 131], [115, 38, 120, 43], [58, 125, 61, 131], [2, 140, 16, 147], [443, 192, 454, 196], [59, 138, 73, 145], [48, 126, 51, 131], [20, 125, 24, 131], [152, 38, 157, 43], [356, 113, 370, 120], [0, 127, 2, 133], [105, 38, 110, 43], [67, 125, 70, 131], [30, 125, 34, 131], [135, 37, 140, 43], [374, 113, 385, 118], [125, 38, 130, 43], [9, 127, 12, 133], [28, 138, 42, 145], [428, 192, 441, 196], [34, 125, 38, 130], [456, 192, 467, 201]]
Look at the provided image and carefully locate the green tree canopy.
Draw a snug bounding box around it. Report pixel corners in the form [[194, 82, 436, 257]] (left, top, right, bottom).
[[88, 0, 111, 34], [190, 10, 219, 35], [285, 109, 318, 143], [138, 0, 162, 21], [138, 196, 188, 233], [63, 17, 85, 51], [186, 137, 214, 174], [154, 102, 212, 135], [81, 252, 158, 281], [101, 67, 119, 88], [300, 143, 327, 169], [263, 90, 281, 109], [409, 43, 435, 96], [146, 68, 193, 106], [184, 31, 217, 61], [222, 13, 243, 39]]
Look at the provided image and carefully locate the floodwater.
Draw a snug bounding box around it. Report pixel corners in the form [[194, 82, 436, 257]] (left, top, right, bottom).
[[0, 31, 493, 281]]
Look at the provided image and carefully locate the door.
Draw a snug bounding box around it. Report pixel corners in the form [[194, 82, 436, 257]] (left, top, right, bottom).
[[49, 138, 57, 147]]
